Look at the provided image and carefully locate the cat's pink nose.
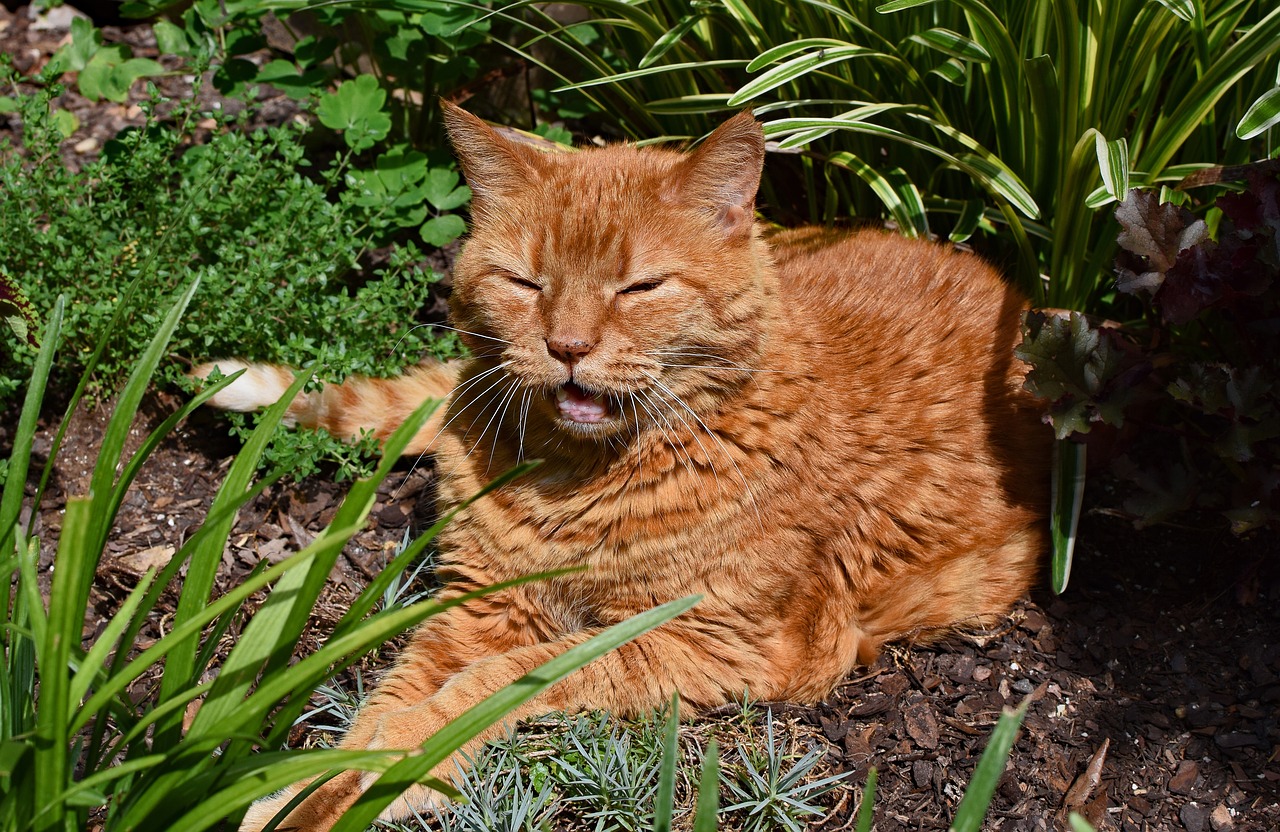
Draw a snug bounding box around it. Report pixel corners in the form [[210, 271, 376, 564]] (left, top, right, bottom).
[[546, 337, 595, 365]]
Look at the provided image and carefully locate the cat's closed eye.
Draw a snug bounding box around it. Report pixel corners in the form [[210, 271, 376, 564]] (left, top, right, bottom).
[[618, 277, 666, 295], [500, 271, 542, 292]]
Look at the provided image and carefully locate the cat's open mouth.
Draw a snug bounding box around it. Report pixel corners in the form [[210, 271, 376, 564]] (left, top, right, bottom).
[[554, 382, 613, 424]]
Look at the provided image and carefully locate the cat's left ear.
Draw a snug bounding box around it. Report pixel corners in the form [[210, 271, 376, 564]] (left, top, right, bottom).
[[678, 112, 765, 238]]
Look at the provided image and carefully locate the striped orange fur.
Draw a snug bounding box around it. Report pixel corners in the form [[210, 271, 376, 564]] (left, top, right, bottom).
[[207, 104, 1051, 831]]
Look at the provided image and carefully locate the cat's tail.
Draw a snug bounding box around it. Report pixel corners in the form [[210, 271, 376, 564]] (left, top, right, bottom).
[[191, 359, 459, 456]]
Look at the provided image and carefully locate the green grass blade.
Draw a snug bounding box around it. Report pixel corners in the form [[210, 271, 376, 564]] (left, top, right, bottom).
[[949, 697, 1028, 832], [66, 569, 157, 710], [329, 595, 702, 832], [156, 366, 315, 729], [653, 693, 680, 832], [1050, 440, 1086, 595], [70, 528, 354, 735], [87, 277, 201, 549], [332, 460, 541, 638], [692, 739, 719, 832], [189, 394, 448, 740], [223, 571, 577, 741], [33, 497, 94, 832], [856, 766, 877, 832], [141, 749, 407, 832], [0, 295, 63, 559]]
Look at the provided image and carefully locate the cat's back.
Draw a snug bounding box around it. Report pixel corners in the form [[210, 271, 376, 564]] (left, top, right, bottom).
[[767, 227, 1032, 412], [768, 226, 1026, 345]]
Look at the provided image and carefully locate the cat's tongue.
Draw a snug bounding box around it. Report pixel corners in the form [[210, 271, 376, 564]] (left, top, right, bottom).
[[555, 382, 609, 423]]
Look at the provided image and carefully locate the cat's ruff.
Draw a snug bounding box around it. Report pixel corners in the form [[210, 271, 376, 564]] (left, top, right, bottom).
[[201, 103, 1051, 832]]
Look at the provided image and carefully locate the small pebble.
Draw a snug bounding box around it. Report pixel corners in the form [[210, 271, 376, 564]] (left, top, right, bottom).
[[972, 666, 992, 682], [74, 137, 99, 155], [1209, 804, 1234, 831], [1169, 760, 1199, 795], [1180, 802, 1208, 832]]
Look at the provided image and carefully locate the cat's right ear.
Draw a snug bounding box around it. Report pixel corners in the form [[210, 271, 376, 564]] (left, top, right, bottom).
[[441, 100, 536, 217]]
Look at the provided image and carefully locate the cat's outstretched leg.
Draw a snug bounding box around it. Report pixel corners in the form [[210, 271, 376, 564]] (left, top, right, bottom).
[[244, 599, 859, 831], [237, 587, 554, 832], [192, 360, 460, 456]]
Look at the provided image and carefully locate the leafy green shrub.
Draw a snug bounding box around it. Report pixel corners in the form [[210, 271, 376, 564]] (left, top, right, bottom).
[[1017, 169, 1280, 534], [120, 0, 502, 146], [1, 50, 471, 475]]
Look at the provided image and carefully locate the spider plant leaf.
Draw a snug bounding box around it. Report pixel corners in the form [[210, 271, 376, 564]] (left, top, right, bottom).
[[908, 28, 990, 63], [929, 57, 968, 86], [745, 38, 857, 73], [1236, 86, 1280, 140], [728, 47, 878, 106], [826, 151, 927, 236], [950, 199, 985, 243], [1093, 130, 1130, 203], [644, 94, 736, 115], [876, 0, 944, 10], [1152, 0, 1196, 22], [554, 60, 748, 92], [639, 14, 703, 69], [1049, 440, 1086, 595]]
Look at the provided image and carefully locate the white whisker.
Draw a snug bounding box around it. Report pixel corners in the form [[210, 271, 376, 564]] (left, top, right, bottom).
[[652, 362, 777, 374], [485, 378, 525, 475], [634, 388, 696, 481], [643, 372, 763, 530]]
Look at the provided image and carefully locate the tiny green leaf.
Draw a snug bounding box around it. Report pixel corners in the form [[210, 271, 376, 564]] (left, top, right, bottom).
[[153, 20, 191, 56]]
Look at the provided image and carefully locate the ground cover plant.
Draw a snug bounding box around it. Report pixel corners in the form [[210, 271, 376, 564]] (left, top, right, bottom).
[[0, 30, 471, 477]]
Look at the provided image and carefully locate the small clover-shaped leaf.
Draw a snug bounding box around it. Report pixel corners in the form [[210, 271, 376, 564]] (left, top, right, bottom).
[[421, 214, 467, 247], [318, 75, 391, 151], [423, 168, 470, 211]]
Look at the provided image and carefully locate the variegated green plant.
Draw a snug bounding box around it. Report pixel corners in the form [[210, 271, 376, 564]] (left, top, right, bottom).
[[473, 0, 1278, 590]]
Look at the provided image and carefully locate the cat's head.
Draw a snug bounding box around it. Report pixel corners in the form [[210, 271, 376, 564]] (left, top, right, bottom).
[[443, 102, 772, 441]]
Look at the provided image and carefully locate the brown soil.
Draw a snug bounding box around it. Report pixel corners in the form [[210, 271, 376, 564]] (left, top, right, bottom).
[[3, 6, 1278, 831]]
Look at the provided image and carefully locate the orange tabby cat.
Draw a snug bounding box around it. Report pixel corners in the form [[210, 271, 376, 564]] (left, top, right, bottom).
[[202, 103, 1049, 831]]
